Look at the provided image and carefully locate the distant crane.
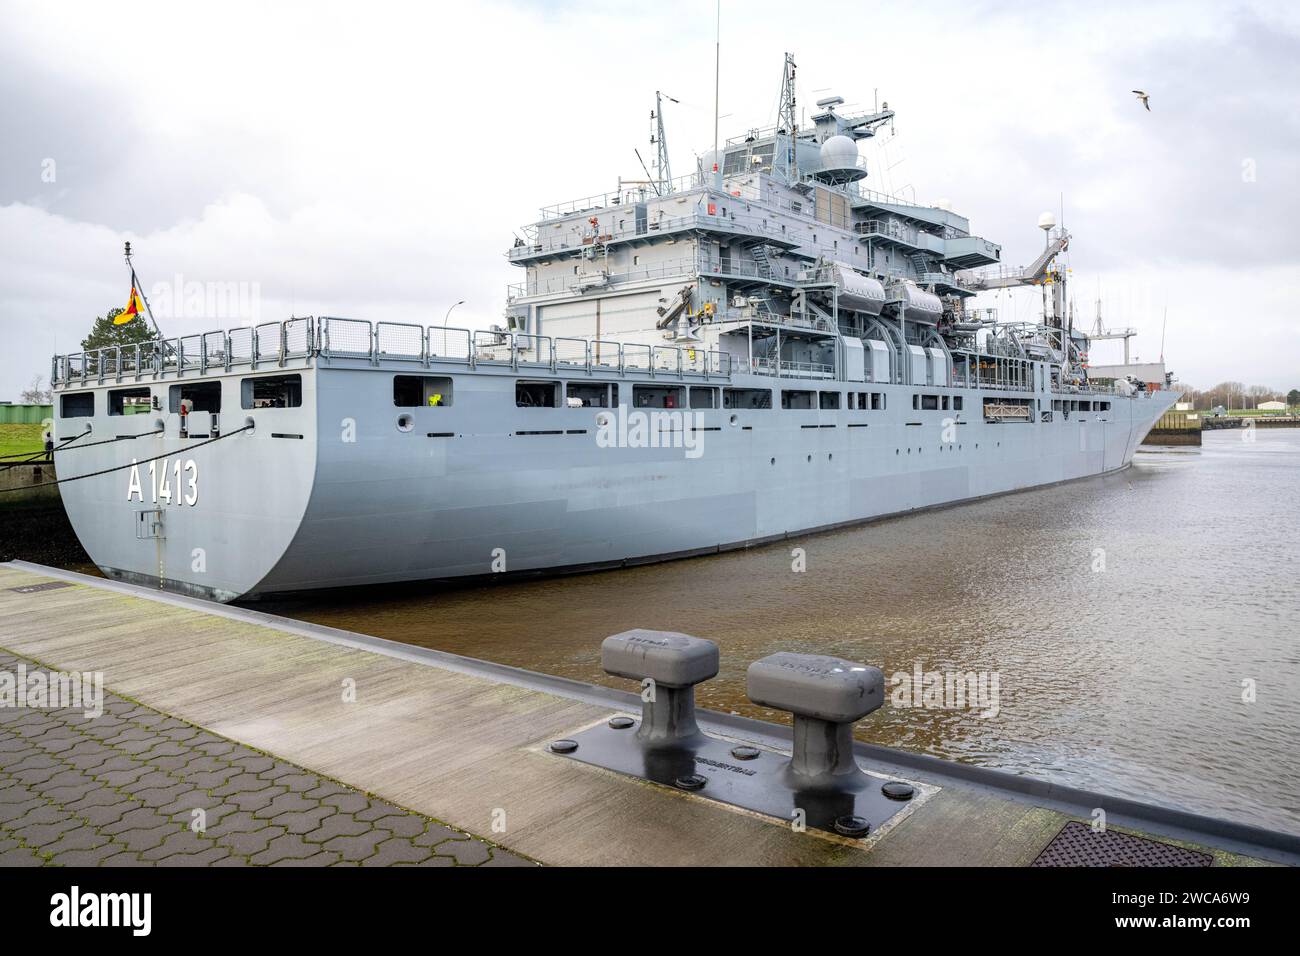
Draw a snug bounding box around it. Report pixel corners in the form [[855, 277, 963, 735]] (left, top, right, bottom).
[[1088, 303, 1138, 364]]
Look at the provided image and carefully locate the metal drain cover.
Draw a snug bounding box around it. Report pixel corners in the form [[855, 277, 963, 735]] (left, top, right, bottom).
[[1031, 821, 1213, 867], [8, 581, 74, 594]]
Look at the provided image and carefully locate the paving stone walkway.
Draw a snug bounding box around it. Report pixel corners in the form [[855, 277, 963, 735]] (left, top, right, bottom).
[[0, 650, 534, 867]]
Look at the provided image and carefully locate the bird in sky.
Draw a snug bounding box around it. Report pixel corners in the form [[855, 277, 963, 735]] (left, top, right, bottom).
[[1132, 90, 1151, 111]]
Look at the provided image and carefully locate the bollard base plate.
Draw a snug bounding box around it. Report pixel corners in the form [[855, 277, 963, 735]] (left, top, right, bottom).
[[548, 715, 915, 839]]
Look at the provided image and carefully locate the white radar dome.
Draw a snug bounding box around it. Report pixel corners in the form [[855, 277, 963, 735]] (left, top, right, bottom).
[[820, 135, 860, 169], [815, 135, 866, 183], [1037, 211, 1057, 231]]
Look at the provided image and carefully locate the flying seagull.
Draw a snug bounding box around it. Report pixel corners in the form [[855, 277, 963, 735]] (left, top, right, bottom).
[[1132, 90, 1151, 111]]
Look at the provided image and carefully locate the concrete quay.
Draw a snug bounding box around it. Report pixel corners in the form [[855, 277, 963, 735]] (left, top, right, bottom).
[[1, 561, 1296, 868]]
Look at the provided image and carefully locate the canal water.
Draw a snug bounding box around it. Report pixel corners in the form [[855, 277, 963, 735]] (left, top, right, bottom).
[[258, 429, 1300, 835]]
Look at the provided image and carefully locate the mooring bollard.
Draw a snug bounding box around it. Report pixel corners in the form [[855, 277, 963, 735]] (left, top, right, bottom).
[[746, 652, 884, 790], [601, 629, 719, 749]]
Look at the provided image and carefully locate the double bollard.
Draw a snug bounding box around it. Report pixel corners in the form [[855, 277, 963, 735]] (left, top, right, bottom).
[[573, 629, 911, 836]]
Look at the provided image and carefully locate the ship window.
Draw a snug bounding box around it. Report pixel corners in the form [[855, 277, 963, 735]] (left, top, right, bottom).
[[60, 391, 94, 418], [169, 381, 222, 414], [912, 394, 919, 410], [942, 396, 950, 411], [516, 380, 559, 408], [1099, 402, 1110, 411], [108, 386, 153, 416], [566, 382, 610, 408], [954, 396, 963, 411], [723, 388, 771, 409], [632, 384, 684, 409], [819, 391, 840, 409], [394, 375, 453, 407], [241, 374, 302, 409], [689, 387, 718, 409], [921, 395, 939, 411], [875, 393, 885, 410], [781, 390, 815, 410]]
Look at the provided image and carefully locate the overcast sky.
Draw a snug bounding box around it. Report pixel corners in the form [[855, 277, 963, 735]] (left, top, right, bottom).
[[1, 0, 1297, 398]]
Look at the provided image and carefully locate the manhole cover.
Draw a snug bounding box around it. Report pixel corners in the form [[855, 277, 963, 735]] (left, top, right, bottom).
[[8, 581, 75, 594], [1031, 821, 1213, 867]]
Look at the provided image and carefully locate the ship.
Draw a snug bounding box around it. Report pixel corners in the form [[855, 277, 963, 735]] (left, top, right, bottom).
[[47, 55, 1179, 602]]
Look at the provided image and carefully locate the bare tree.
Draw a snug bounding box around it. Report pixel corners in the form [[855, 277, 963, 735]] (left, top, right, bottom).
[[19, 375, 52, 405]]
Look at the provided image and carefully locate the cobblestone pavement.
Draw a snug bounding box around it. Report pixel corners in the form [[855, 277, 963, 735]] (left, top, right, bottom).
[[0, 650, 535, 867]]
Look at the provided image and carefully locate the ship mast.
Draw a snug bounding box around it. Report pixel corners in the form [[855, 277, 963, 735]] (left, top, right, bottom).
[[650, 90, 677, 195], [777, 52, 798, 183]]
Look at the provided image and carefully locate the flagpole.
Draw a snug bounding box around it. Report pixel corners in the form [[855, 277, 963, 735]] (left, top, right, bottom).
[[123, 241, 163, 339]]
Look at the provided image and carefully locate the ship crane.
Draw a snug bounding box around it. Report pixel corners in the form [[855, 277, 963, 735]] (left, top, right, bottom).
[[956, 213, 1071, 330], [958, 231, 1070, 292]]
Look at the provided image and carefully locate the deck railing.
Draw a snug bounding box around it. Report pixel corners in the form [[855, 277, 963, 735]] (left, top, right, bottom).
[[50, 317, 733, 386], [53, 316, 1155, 397]]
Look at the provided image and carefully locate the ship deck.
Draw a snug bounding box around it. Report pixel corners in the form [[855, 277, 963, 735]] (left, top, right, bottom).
[[1, 560, 1293, 867]]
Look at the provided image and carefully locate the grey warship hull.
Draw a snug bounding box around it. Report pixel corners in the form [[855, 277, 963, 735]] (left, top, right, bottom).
[[50, 326, 1177, 603]]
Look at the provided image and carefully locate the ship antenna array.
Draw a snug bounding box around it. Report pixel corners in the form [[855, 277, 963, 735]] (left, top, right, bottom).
[[712, 0, 721, 185], [650, 90, 678, 195], [777, 52, 798, 182]]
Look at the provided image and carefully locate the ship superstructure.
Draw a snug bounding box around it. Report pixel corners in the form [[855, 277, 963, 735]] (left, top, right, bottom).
[[45, 57, 1177, 602]]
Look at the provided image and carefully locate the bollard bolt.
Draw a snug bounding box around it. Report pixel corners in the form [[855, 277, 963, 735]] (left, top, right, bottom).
[[746, 652, 884, 791], [601, 629, 719, 749]]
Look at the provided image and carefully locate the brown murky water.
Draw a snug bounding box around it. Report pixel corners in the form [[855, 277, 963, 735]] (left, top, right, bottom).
[[257, 430, 1300, 835]]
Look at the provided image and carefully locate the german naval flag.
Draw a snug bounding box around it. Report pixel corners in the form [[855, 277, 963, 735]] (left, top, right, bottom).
[[115, 285, 144, 324]]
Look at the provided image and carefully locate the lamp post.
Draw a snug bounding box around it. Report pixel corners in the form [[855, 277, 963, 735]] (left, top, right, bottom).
[[443, 300, 465, 328]]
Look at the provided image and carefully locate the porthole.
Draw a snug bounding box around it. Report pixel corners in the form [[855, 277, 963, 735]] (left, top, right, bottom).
[[729, 414, 739, 427], [770, 457, 776, 465], [397, 414, 414, 433]]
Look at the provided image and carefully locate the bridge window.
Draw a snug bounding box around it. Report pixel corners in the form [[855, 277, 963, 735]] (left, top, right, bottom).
[[169, 381, 222, 414], [566, 382, 611, 408], [723, 387, 771, 409], [516, 380, 559, 408], [633, 384, 684, 409], [108, 386, 153, 416], [59, 392, 94, 418], [394, 375, 453, 407], [241, 374, 302, 409], [689, 387, 719, 409]]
